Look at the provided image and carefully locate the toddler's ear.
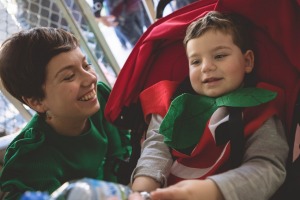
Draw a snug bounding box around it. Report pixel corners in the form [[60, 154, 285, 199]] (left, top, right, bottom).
[[244, 50, 254, 73], [22, 96, 46, 113]]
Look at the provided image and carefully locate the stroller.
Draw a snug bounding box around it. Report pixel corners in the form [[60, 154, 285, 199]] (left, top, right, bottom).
[[105, 0, 300, 198]]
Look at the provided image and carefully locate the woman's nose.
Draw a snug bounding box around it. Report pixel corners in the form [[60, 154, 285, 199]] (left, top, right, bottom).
[[81, 69, 97, 86]]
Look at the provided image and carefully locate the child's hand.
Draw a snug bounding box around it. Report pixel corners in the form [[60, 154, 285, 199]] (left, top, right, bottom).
[[128, 192, 143, 200], [150, 179, 224, 200], [128, 192, 151, 200]]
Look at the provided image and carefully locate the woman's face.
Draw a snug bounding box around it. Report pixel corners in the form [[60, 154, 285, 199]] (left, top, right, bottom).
[[40, 47, 100, 122], [186, 29, 254, 97]]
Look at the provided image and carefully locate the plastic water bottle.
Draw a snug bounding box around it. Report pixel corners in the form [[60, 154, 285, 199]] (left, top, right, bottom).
[[20, 178, 133, 200]]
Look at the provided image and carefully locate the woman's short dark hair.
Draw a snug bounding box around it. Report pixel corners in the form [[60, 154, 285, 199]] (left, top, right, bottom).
[[0, 27, 78, 104]]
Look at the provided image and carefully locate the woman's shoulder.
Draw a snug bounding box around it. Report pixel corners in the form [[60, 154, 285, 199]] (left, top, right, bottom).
[[3, 114, 51, 163]]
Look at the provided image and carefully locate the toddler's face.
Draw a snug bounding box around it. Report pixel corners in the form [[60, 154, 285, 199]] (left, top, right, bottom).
[[186, 29, 254, 97]]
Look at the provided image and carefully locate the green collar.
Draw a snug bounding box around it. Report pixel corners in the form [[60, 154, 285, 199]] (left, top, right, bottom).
[[159, 87, 277, 152]]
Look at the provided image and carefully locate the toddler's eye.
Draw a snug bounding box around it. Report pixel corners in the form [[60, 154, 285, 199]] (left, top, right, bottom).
[[215, 54, 227, 59], [191, 60, 200, 65]]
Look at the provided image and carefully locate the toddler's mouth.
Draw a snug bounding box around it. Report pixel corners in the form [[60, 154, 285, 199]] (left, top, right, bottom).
[[203, 77, 222, 83]]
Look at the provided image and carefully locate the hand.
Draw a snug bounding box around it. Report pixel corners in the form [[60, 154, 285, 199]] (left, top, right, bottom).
[[150, 179, 224, 200], [128, 192, 146, 200], [95, 15, 118, 27], [128, 192, 151, 200], [131, 176, 161, 192]]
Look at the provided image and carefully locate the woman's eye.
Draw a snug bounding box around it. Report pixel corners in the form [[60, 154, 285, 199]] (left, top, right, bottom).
[[84, 63, 92, 70], [63, 74, 75, 81]]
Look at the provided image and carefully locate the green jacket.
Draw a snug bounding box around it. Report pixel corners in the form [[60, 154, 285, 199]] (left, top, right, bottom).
[[0, 82, 131, 200]]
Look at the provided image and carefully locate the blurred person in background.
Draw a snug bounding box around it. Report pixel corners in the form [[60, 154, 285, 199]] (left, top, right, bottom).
[[93, 0, 151, 49], [175, 0, 198, 9]]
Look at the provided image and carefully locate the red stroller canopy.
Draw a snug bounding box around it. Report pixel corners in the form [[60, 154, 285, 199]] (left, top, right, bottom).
[[105, 0, 300, 134]]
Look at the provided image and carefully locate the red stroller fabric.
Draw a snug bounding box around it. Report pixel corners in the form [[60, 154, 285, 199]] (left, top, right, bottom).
[[105, 0, 300, 135]]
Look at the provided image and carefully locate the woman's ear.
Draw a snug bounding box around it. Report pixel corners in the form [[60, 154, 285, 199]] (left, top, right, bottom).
[[22, 96, 46, 113], [244, 50, 254, 73]]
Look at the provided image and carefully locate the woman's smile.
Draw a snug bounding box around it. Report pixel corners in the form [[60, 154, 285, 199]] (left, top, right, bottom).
[[79, 90, 97, 101]]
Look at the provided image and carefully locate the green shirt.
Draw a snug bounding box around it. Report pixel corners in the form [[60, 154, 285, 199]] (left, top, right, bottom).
[[0, 82, 131, 200]]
